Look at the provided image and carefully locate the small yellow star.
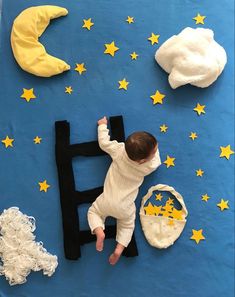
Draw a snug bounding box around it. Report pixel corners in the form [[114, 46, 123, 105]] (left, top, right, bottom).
[[168, 219, 175, 226], [156, 193, 163, 201], [166, 198, 174, 205], [196, 169, 204, 177], [163, 203, 173, 213], [104, 41, 119, 57], [82, 18, 94, 30], [75, 63, 86, 75], [160, 124, 168, 133], [38, 180, 50, 192], [148, 33, 160, 45], [65, 86, 73, 94], [21, 88, 36, 102], [220, 145, 234, 160], [193, 13, 206, 25], [130, 52, 138, 60], [190, 132, 198, 140], [2, 136, 14, 148], [118, 78, 129, 90], [217, 199, 229, 211], [144, 202, 156, 215], [126, 16, 134, 24], [150, 90, 165, 105], [164, 155, 175, 168], [194, 103, 206, 115], [34, 136, 42, 144], [201, 194, 210, 202], [191, 229, 205, 244]]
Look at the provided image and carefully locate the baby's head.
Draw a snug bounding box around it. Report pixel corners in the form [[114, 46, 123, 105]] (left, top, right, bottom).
[[125, 131, 158, 164]]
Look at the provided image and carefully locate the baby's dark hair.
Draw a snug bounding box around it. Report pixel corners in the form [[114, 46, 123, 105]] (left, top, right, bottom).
[[125, 131, 157, 161]]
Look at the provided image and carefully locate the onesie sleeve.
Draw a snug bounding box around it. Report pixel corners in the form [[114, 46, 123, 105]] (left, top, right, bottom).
[[144, 149, 161, 175], [98, 124, 124, 159]]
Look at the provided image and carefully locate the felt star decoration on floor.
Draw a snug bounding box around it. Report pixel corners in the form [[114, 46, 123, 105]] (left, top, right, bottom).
[[191, 229, 205, 244], [164, 155, 175, 168], [193, 13, 206, 25], [190, 132, 198, 140], [38, 180, 50, 192], [160, 124, 168, 132], [126, 16, 134, 24], [196, 169, 204, 177], [82, 18, 94, 30], [201, 194, 210, 202], [2, 136, 14, 148], [217, 199, 229, 211], [148, 33, 160, 45], [21, 88, 36, 102], [75, 63, 86, 75], [34, 136, 42, 144], [104, 41, 119, 57], [150, 90, 165, 105], [118, 78, 129, 90], [130, 52, 138, 60], [65, 86, 73, 94], [194, 103, 206, 115], [220, 145, 234, 160]]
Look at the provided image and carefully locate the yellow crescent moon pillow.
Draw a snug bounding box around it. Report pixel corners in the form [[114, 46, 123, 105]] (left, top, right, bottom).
[[11, 5, 71, 77]]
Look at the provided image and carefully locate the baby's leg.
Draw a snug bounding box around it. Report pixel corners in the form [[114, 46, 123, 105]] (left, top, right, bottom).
[[109, 243, 125, 265], [93, 227, 105, 251]]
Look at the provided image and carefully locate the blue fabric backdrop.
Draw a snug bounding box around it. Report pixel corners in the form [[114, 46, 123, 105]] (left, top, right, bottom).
[[0, 0, 234, 296]]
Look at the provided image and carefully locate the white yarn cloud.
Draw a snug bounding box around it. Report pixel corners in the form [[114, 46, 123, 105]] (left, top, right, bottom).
[[155, 27, 227, 89], [0, 207, 58, 286]]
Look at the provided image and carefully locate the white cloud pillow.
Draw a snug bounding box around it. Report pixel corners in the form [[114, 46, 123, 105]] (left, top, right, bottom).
[[155, 27, 227, 88]]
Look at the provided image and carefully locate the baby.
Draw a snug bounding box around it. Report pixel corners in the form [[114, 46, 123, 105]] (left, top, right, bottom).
[[87, 116, 161, 265]]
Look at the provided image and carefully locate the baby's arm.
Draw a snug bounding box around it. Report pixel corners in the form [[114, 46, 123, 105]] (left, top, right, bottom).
[[98, 117, 123, 159]]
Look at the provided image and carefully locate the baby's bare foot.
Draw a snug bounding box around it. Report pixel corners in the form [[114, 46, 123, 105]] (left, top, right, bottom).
[[109, 251, 121, 265], [95, 228, 105, 252]]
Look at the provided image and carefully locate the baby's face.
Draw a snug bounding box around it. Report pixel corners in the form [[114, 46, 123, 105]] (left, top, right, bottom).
[[138, 144, 158, 164]]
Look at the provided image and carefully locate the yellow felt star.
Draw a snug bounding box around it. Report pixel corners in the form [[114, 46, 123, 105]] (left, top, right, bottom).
[[21, 88, 36, 102], [190, 132, 198, 140], [34, 136, 42, 144], [164, 155, 175, 168], [82, 18, 94, 30], [126, 16, 134, 24], [144, 202, 156, 215], [118, 78, 129, 90], [38, 180, 50, 192], [162, 203, 173, 213], [191, 229, 205, 244], [156, 193, 163, 201], [220, 145, 234, 160], [65, 86, 73, 94], [194, 103, 206, 115], [130, 52, 138, 60], [160, 124, 168, 133], [217, 199, 229, 211], [161, 210, 171, 217], [193, 13, 206, 25], [154, 205, 162, 216], [196, 169, 204, 177], [171, 208, 183, 220], [168, 219, 175, 226], [104, 41, 119, 57], [166, 198, 174, 205], [150, 90, 165, 105], [75, 63, 86, 75], [148, 33, 160, 45], [202, 194, 210, 202], [2, 136, 14, 148]]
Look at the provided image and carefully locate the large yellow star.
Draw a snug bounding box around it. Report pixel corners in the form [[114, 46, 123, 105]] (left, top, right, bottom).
[[160, 124, 168, 133], [217, 199, 229, 211], [194, 103, 206, 115], [193, 13, 206, 25], [196, 169, 204, 177], [144, 202, 156, 215], [154, 205, 162, 216], [65, 86, 73, 94], [171, 208, 183, 220], [2, 136, 14, 148], [150, 90, 165, 105], [21, 88, 36, 102], [82, 18, 94, 30], [156, 193, 163, 201], [104, 41, 119, 57], [164, 155, 175, 168], [34, 136, 42, 144], [189, 132, 198, 140], [201, 194, 210, 202], [118, 78, 129, 90], [163, 203, 173, 213], [148, 33, 160, 45], [126, 16, 134, 24], [75, 63, 86, 75], [220, 145, 234, 160], [191, 229, 205, 244], [130, 52, 138, 60], [38, 180, 50, 192]]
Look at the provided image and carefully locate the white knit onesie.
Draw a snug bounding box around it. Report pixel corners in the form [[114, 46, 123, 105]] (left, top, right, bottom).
[[87, 124, 161, 247]]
